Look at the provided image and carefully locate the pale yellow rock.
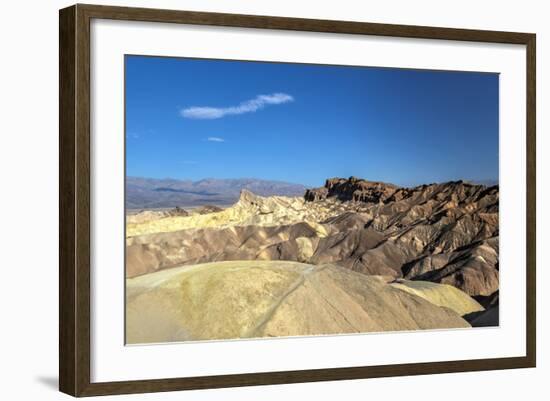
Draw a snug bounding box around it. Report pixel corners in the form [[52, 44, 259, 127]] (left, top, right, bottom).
[[390, 279, 484, 316], [295, 237, 315, 262], [127, 191, 338, 237], [126, 261, 470, 344]]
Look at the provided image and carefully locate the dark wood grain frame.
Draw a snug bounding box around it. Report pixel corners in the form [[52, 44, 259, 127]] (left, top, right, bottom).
[[59, 3, 536, 397]]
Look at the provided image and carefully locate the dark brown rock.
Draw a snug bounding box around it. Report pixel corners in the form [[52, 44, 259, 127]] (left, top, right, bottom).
[[194, 205, 224, 215], [305, 176, 398, 203], [304, 187, 328, 202]]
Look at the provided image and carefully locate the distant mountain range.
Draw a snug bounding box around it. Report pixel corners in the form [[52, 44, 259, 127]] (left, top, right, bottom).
[[126, 177, 307, 209], [468, 179, 498, 187]]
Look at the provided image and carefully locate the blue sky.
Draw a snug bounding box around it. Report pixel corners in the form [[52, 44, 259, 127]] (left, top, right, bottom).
[[126, 55, 498, 187]]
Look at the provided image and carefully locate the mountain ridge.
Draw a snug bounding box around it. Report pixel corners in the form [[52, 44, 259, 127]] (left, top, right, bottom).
[[126, 176, 307, 209]]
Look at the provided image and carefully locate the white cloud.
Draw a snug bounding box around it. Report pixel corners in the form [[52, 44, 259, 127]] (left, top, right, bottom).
[[207, 137, 225, 142], [181, 93, 294, 119]]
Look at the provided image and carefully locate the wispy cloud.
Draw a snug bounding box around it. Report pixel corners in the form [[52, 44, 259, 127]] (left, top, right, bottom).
[[181, 93, 294, 120], [127, 129, 155, 139], [207, 137, 225, 142]]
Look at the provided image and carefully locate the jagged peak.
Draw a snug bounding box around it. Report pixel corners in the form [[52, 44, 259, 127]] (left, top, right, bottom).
[[238, 189, 263, 204], [306, 176, 398, 203]]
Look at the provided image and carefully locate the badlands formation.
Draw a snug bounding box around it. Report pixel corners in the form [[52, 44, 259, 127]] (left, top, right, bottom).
[[126, 177, 499, 343]]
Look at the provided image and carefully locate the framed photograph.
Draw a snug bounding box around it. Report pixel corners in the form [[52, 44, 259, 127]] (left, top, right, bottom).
[[59, 4, 536, 397]]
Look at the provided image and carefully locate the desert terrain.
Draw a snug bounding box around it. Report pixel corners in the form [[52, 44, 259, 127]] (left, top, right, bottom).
[[126, 176, 499, 344]]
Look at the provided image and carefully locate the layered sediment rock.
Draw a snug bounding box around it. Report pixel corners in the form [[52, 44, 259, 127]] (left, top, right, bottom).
[[126, 179, 498, 303], [305, 177, 397, 203]]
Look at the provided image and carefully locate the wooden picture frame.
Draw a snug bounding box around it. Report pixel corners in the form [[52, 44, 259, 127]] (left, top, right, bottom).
[[59, 3, 536, 397]]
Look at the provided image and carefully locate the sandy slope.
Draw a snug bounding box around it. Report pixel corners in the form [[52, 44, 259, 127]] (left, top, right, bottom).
[[390, 279, 484, 316], [126, 261, 471, 344]]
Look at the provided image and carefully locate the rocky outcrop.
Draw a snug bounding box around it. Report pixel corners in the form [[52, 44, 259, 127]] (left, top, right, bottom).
[[304, 186, 328, 202], [126, 261, 471, 344], [305, 176, 397, 203]]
